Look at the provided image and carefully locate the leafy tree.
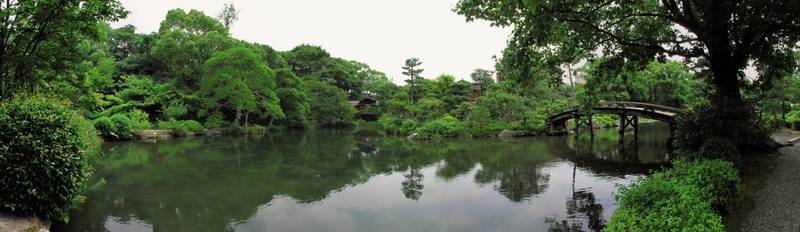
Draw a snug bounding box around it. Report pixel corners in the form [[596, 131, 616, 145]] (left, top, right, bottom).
[[402, 58, 424, 103], [107, 25, 157, 75], [284, 45, 363, 98], [216, 2, 239, 29], [456, 0, 800, 147], [0, 0, 127, 97], [470, 68, 495, 87], [199, 47, 283, 126], [306, 80, 355, 127], [274, 68, 311, 128], [151, 9, 233, 90], [448, 80, 472, 105]]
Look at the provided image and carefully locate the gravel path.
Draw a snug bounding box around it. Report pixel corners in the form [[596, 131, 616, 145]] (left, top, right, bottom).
[[741, 131, 800, 231]]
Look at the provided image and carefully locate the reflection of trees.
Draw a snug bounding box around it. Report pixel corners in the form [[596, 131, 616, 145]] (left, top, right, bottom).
[[58, 127, 666, 231], [543, 123, 672, 176], [546, 165, 605, 232], [401, 168, 424, 200]]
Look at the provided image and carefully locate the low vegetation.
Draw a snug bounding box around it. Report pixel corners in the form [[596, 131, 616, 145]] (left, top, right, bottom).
[[0, 96, 100, 221], [605, 159, 740, 232]]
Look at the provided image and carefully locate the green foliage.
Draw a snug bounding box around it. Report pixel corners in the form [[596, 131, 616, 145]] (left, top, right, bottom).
[[94, 114, 135, 140], [127, 109, 152, 130], [200, 47, 284, 124], [415, 98, 445, 122], [0, 0, 127, 98], [676, 100, 768, 154], [274, 68, 311, 128], [605, 160, 740, 232], [476, 91, 526, 122], [204, 112, 227, 129], [161, 100, 189, 119], [788, 110, 800, 130], [151, 9, 233, 89], [306, 80, 355, 127], [158, 119, 205, 136], [0, 96, 100, 221], [682, 138, 742, 164], [379, 115, 417, 135], [414, 116, 466, 140]]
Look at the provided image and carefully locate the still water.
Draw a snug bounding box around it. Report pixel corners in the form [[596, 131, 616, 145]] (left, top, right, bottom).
[[54, 124, 672, 232]]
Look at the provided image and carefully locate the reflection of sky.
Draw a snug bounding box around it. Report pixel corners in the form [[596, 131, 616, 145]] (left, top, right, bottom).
[[227, 162, 638, 232]]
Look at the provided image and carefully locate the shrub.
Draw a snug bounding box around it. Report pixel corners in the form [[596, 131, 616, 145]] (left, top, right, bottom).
[[0, 96, 100, 221], [158, 119, 205, 136], [127, 109, 151, 130], [605, 159, 740, 231], [676, 100, 767, 154], [788, 110, 800, 130], [94, 113, 135, 140], [414, 116, 466, 140], [379, 115, 416, 135], [682, 137, 742, 165], [204, 112, 227, 129]]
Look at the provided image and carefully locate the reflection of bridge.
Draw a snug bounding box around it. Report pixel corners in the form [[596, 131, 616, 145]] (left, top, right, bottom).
[[545, 101, 688, 138]]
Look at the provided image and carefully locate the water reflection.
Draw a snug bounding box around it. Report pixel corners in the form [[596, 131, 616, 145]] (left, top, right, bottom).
[[53, 124, 672, 232]]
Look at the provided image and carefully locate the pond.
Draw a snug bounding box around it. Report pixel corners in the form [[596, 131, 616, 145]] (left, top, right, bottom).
[[53, 123, 672, 232]]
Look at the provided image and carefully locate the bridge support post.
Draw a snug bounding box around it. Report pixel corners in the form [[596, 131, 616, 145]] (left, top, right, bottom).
[[587, 114, 594, 136], [618, 112, 639, 140]]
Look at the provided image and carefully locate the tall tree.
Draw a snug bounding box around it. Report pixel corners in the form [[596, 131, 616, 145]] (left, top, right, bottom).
[[470, 68, 495, 86], [402, 58, 424, 103], [0, 0, 127, 97], [216, 2, 239, 30], [151, 9, 233, 90], [199, 47, 283, 126], [456, 0, 800, 146]]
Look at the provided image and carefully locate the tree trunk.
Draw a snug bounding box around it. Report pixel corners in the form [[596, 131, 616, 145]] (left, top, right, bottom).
[[234, 109, 242, 126]]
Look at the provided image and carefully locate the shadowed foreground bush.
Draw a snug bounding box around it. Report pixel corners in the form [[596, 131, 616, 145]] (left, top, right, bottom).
[[0, 96, 100, 221], [605, 159, 740, 232]]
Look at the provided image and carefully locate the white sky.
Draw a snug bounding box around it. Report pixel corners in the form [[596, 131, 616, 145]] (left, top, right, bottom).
[[111, 0, 511, 85]]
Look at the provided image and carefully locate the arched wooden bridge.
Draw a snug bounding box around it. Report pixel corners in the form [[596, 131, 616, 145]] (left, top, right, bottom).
[[545, 101, 688, 137]]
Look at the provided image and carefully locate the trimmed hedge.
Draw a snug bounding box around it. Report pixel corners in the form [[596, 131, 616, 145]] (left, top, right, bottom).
[[605, 159, 740, 232], [0, 96, 100, 221]]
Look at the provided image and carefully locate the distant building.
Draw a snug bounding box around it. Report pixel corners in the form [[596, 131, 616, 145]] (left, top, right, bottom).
[[471, 83, 485, 103]]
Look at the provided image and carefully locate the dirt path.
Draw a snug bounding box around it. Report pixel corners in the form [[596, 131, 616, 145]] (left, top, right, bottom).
[[738, 130, 800, 231]]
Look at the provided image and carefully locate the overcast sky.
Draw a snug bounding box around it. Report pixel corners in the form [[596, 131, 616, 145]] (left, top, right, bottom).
[[112, 0, 511, 84]]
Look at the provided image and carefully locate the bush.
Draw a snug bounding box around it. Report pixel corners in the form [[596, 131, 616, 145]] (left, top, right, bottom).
[[204, 112, 227, 129], [127, 109, 151, 130], [605, 159, 740, 231], [788, 110, 800, 130], [158, 119, 205, 136], [94, 113, 135, 140], [379, 115, 416, 135], [676, 100, 767, 154], [682, 137, 742, 164], [414, 116, 466, 140], [0, 96, 100, 221]]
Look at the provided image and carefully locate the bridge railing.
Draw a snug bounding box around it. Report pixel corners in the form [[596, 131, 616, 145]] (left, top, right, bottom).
[[545, 101, 688, 121]]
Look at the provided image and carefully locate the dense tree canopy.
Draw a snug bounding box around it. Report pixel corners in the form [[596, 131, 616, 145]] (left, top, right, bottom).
[[0, 0, 127, 97], [455, 0, 800, 103], [199, 47, 283, 126]]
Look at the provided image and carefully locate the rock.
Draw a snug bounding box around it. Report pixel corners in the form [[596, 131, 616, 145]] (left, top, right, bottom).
[[406, 133, 418, 141], [498, 129, 521, 138], [0, 213, 49, 232], [136, 130, 172, 140]]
